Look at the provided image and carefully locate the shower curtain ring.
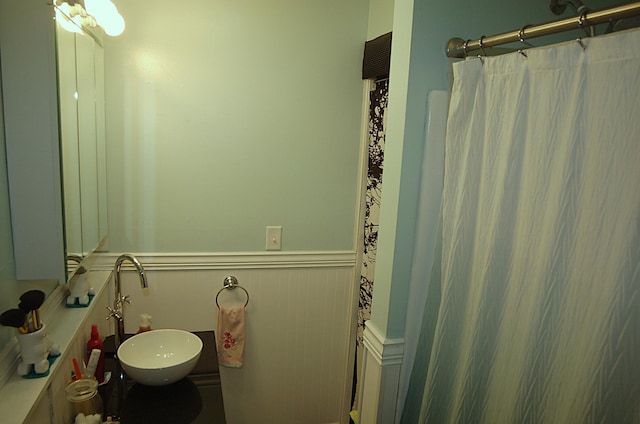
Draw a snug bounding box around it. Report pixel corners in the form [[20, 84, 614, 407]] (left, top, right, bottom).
[[578, 10, 588, 27], [578, 9, 592, 36], [478, 36, 487, 57], [518, 25, 534, 48], [462, 39, 471, 57]]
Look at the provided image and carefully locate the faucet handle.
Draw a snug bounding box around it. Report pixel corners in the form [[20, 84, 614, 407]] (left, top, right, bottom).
[[106, 305, 122, 321], [120, 295, 131, 305]]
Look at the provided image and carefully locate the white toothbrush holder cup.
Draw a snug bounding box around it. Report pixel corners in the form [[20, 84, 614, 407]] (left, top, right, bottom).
[[16, 323, 59, 376]]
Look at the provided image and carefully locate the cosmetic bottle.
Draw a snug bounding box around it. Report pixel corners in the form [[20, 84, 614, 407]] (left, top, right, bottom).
[[86, 325, 105, 384], [136, 313, 152, 334]]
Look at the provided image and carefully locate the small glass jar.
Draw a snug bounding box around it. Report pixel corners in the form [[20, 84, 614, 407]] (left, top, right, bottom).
[[65, 378, 103, 423]]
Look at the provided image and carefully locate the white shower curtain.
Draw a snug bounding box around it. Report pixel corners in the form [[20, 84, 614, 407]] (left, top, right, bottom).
[[420, 29, 640, 423]]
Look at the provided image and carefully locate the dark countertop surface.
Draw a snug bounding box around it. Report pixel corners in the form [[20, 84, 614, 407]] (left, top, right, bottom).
[[103, 331, 226, 423]]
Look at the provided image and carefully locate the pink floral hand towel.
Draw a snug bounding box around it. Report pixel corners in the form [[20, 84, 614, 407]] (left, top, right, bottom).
[[216, 306, 245, 368]]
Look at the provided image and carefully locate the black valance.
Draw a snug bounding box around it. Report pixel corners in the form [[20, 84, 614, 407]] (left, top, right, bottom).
[[362, 32, 392, 80]]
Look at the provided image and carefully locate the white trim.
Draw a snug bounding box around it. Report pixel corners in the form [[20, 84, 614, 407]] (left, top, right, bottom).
[[354, 79, 373, 257], [90, 250, 357, 271], [362, 321, 404, 366], [358, 322, 405, 423]]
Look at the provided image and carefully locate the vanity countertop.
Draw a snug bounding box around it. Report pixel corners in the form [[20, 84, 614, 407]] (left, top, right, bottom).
[[103, 331, 226, 423]]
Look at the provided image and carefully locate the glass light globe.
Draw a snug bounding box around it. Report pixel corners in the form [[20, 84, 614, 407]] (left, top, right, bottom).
[[104, 13, 125, 36]]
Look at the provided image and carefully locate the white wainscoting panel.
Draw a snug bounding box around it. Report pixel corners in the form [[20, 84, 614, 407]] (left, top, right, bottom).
[[100, 252, 357, 424], [359, 321, 404, 424]]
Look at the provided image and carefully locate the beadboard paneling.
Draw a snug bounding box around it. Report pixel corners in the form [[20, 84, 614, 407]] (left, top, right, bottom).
[[108, 252, 357, 424]]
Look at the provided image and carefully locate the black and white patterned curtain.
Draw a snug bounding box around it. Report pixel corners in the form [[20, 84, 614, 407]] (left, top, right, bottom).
[[357, 79, 388, 345]]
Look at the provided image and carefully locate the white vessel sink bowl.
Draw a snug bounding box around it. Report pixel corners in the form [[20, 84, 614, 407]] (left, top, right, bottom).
[[117, 329, 203, 386]]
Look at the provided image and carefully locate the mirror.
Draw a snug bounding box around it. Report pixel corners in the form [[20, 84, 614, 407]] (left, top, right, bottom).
[[0, 76, 59, 351], [0, 1, 109, 355], [55, 12, 109, 269]]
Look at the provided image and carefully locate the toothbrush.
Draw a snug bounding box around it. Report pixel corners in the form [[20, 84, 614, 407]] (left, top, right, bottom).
[[86, 349, 101, 379], [72, 357, 83, 380]]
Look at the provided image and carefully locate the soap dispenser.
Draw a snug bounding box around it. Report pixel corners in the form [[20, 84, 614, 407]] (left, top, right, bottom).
[[136, 313, 152, 334]]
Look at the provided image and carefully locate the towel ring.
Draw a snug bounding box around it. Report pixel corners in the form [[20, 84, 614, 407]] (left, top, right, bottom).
[[216, 276, 249, 308]]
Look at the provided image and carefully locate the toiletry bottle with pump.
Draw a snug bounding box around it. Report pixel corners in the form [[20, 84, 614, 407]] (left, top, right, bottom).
[[86, 325, 105, 383], [136, 313, 152, 334]]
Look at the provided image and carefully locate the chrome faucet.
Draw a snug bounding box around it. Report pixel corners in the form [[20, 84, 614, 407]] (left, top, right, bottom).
[[106, 254, 148, 408], [106, 254, 148, 349]]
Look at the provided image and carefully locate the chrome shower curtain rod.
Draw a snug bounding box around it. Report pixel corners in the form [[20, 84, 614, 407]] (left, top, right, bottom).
[[446, 1, 640, 58]]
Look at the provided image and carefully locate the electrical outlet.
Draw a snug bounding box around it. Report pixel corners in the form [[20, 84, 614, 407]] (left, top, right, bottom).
[[266, 226, 282, 251]]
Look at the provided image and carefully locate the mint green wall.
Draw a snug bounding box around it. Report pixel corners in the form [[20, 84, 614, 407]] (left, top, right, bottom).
[[0, 64, 18, 348], [104, 0, 369, 252], [368, 0, 394, 39], [0, 73, 15, 282], [370, 0, 623, 339]]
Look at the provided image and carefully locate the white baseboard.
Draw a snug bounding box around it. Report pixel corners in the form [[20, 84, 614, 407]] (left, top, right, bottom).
[[359, 322, 404, 423]]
